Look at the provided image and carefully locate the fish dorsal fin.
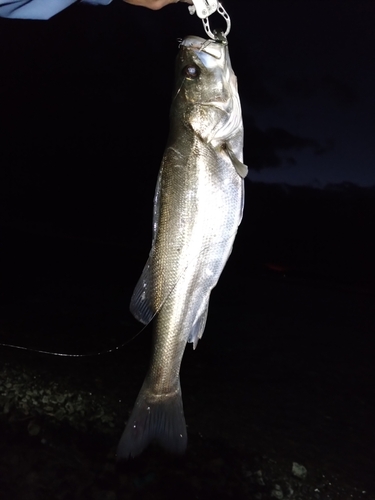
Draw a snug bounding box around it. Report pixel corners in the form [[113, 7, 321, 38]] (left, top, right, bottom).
[[129, 256, 157, 325], [129, 243, 211, 327], [226, 146, 248, 178], [130, 171, 164, 325], [130, 226, 243, 327]]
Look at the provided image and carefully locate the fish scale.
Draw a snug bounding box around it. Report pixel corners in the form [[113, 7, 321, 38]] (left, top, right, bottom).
[[117, 34, 246, 459]]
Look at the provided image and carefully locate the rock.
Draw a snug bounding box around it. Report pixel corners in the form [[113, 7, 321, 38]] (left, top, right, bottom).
[[292, 462, 307, 479], [271, 483, 284, 499]]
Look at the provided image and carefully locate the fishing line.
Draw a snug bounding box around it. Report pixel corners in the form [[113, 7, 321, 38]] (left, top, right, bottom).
[[0, 322, 150, 358], [0, 228, 239, 358], [0, 256, 194, 358]]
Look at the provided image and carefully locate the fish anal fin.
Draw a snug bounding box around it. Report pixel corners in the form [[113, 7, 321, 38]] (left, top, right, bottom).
[[188, 302, 209, 350]]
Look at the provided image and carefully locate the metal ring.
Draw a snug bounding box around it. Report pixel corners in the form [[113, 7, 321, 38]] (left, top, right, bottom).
[[202, 2, 231, 41]]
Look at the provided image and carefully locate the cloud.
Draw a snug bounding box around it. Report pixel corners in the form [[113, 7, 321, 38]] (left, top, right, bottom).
[[244, 126, 322, 170], [281, 74, 357, 106], [237, 65, 279, 109], [314, 138, 335, 156], [320, 75, 357, 106]]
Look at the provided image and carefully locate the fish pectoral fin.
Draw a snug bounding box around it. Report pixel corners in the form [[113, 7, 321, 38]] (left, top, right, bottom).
[[226, 146, 248, 178]]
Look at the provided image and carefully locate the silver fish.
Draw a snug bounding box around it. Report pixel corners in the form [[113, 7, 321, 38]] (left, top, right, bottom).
[[117, 35, 247, 459]]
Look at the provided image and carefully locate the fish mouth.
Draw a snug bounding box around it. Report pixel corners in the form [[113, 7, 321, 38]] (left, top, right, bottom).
[[179, 35, 230, 77], [180, 35, 225, 60]]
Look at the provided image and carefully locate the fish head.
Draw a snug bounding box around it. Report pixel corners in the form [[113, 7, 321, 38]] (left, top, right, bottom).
[[172, 35, 243, 147]]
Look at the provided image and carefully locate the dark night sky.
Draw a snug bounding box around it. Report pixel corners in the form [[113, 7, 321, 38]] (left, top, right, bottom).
[[0, 0, 374, 187], [234, 0, 375, 187]]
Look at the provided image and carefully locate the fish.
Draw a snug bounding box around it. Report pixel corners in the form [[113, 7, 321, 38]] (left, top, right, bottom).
[[117, 34, 247, 459]]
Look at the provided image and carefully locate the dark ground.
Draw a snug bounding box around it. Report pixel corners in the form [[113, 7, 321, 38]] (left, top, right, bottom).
[[0, 225, 374, 500]]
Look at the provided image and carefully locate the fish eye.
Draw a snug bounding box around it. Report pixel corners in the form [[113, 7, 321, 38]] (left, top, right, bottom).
[[182, 64, 200, 80]]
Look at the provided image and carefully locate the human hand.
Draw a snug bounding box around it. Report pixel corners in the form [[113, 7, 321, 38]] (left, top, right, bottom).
[[123, 0, 192, 10]]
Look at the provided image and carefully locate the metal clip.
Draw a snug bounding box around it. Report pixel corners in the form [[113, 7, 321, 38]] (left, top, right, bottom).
[[188, 1, 231, 42], [188, 0, 218, 19]]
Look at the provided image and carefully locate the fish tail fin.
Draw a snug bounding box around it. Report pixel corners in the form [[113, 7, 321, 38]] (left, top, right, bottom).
[[116, 379, 187, 459]]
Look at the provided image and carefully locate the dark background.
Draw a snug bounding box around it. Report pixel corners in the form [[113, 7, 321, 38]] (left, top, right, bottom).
[[0, 1, 374, 498]]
